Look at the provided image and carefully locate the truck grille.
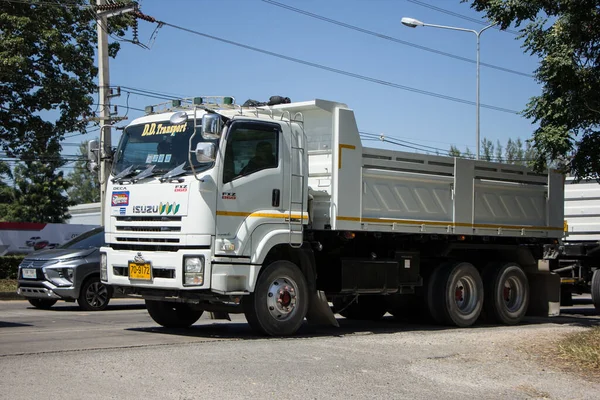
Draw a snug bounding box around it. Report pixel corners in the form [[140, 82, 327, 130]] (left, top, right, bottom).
[[116, 216, 182, 222], [116, 237, 180, 243], [116, 226, 181, 232]]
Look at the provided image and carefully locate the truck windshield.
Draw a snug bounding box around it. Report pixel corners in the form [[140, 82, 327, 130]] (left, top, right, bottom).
[[112, 120, 218, 175]]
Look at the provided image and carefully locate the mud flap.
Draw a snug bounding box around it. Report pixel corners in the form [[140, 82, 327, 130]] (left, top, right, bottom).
[[209, 311, 231, 320], [526, 271, 561, 317], [306, 290, 339, 327]]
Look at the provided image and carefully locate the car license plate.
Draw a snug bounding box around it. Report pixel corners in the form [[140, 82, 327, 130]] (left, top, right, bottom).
[[22, 268, 36, 279], [128, 262, 152, 280]]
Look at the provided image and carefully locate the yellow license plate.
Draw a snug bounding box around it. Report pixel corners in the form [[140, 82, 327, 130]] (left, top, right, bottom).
[[129, 262, 152, 280]]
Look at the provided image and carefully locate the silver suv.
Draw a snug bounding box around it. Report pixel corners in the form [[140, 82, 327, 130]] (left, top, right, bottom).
[[17, 227, 112, 311]]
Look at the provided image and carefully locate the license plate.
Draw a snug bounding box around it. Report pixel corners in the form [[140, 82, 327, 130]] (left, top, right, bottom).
[[128, 262, 152, 281], [22, 268, 36, 279]]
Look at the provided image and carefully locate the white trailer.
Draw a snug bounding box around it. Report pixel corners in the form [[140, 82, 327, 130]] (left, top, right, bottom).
[[98, 97, 565, 335], [549, 180, 600, 310]]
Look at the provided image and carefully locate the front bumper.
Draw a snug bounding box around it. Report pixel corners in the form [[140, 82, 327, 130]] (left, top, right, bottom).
[[17, 280, 77, 300], [103, 247, 258, 294]]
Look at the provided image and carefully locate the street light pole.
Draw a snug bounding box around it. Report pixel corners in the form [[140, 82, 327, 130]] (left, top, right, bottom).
[[401, 18, 496, 160]]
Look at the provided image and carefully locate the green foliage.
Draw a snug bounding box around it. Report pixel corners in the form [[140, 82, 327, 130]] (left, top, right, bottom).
[[0, 1, 134, 221], [0, 256, 24, 279], [466, 0, 600, 179], [449, 137, 533, 165], [67, 140, 100, 204]]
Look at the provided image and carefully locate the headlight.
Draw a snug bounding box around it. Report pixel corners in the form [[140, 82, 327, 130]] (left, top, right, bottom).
[[100, 253, 107, 282], [42, 267, 74, 287], [183, 256, 204, 286]]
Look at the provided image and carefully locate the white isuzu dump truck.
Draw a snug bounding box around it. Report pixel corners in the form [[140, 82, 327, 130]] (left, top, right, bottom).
[[99, 96, 565, 335]]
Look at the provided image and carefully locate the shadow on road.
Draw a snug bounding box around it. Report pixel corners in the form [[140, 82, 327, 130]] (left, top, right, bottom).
[[26, 302, 146, 313], [0, 321, 33, 328], [126, 306, 600, 341]]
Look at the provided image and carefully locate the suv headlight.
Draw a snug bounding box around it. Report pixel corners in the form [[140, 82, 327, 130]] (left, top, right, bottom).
[[183, 256, 204, 286], [100, 253, 107, 282], [43, 267, 74, 287]]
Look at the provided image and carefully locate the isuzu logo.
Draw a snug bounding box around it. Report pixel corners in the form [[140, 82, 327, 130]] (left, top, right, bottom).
[[134, 253, 145, 263], [133, 205, 159, 214]]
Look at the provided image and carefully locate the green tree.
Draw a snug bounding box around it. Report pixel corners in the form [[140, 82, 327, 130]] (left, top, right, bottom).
[[481, 138, 494, 161], [494, 140, 504, 163], [467, 0, 600, 179], [67, 140, 100, 204], [449, 145, 462, 157], [0, 1, 133, 221]]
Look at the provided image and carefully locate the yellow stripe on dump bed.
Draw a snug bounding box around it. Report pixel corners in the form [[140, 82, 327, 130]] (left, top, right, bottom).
[[336, 215, 564, 232]]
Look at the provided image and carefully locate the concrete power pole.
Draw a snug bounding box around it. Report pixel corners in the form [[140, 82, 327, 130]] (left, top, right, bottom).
[[95, 1, 137, 226], [97, 0, 111, 227]]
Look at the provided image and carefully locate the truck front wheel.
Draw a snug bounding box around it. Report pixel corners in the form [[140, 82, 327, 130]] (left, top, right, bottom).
[[244, 260, 309, 336], [482, 262, 529, 325], [592, 269, 600, 312], [427, 262, 483, 327], [146, 300, 203, 328]]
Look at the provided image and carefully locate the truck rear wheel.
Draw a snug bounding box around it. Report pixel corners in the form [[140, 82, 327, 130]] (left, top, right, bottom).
[[145, 300, 203, 328], [244, 260, 309, 336], [334, 295, 387, 321], [482, 262, 529, 325], [427, 262, 483, 327], [592, 269, 600, 311]]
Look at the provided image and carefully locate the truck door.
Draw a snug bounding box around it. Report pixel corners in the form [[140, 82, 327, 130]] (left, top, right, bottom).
[[215, 120, 284, 255]]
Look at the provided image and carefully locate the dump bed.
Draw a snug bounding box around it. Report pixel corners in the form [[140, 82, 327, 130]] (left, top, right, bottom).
[[299, 103, 564, 239], [564, 180, 600, 242]]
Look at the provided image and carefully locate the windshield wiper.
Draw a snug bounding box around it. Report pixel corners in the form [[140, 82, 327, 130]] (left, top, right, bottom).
[[159, 162, 187, 182], [132, 165, 156, 182], [112, 165, 135, 183]]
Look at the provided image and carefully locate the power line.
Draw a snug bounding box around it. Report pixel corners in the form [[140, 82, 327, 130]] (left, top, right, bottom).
[[406, 0, 520, 35], [262, 0, 530, 78], [153, 19, 519, 114]]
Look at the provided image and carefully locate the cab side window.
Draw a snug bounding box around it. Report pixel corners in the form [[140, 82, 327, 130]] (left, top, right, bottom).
[[223, 121, 279, 183]]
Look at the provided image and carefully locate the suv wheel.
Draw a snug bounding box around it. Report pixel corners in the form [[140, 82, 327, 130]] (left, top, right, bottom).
[[28, 299, 57, 309], [78, 276, 111, 311]]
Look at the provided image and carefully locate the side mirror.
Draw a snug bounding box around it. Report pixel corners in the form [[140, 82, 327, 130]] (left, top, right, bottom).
[[195, 142, 216, 163], [201, 114, 223, 140], [87, 140, 99, 162]]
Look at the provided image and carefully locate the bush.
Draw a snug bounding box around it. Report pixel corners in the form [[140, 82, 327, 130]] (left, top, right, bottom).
[[0, 256, 25, 279]]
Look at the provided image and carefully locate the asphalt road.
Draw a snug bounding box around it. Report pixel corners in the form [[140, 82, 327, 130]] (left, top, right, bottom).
[[0, 297, 598, 400]]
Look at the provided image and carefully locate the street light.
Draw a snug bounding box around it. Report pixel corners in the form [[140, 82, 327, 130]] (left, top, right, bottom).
[[401, 17, 496, 160]]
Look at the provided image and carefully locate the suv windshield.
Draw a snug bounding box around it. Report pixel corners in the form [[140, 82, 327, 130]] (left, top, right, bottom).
[[112, 119, 218, 175], [60, 227, 105, 250]]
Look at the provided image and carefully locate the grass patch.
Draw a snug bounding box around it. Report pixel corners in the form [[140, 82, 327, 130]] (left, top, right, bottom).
[[0, 279, 17, 292], [556, 327, 600, 373]]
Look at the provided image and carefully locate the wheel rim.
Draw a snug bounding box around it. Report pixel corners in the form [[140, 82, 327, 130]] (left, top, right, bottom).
[[454, 276, 478, 315], [86, 282, 108, 308], [502, 275, 525, 313], [266, 275, 299, 321]]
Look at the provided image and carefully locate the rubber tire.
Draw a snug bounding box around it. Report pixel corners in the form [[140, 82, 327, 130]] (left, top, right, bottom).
[[146, 300, 203, 328], [244, 260, 309, 336], [426, 264, 446, 324], [482, 263, 529, 325], [28, 299, 57, 309], [335, 296, 387, 321], [78, 276, 112, 311], [592, 269, 600, 312], [428, 262, 484, 327]]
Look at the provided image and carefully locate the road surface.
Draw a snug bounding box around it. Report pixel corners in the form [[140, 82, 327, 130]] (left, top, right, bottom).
[[0, 297, 598, 399]]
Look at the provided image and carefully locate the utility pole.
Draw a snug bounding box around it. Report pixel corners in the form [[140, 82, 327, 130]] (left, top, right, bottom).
[[95, 1, 137, 225], [97, 0, 110, 226]]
